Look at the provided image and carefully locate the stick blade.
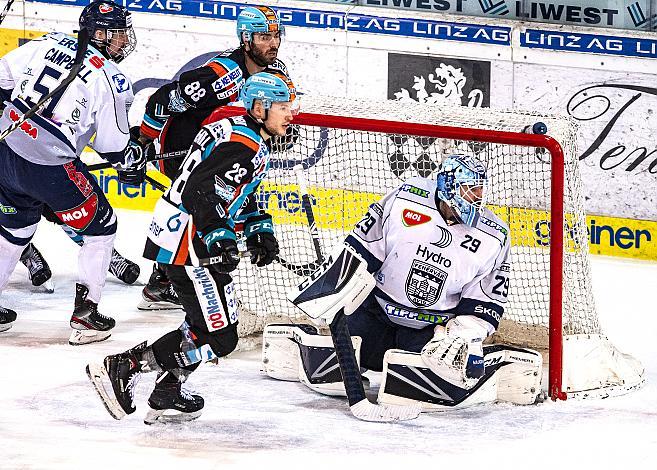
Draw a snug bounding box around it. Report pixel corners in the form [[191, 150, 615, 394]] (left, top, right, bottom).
[[350, 398, 422, 422]]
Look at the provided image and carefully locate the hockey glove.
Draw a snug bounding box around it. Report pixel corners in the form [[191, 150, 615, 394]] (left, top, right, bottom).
[[204, 230, 240, 273], [116, 127, 155, 186], [244, 214, 279, 267]]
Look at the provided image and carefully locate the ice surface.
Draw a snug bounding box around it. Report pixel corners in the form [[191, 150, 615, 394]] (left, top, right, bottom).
[[1, 209, 655, 470]]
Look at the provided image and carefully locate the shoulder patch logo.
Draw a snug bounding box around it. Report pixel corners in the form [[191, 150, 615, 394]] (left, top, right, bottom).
[[111, 73, 130, 93], [402, 209, 431, 227]]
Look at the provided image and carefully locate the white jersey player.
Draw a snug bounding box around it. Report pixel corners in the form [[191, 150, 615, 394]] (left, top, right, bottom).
[[0, 1, 146, 342], [267, 155, 543, 411]]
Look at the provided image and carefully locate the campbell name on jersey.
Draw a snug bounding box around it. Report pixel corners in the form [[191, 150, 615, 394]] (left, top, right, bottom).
[[0, 32, 133, 165], [345, 176, 511, 331], [144, 115, 270, 266]]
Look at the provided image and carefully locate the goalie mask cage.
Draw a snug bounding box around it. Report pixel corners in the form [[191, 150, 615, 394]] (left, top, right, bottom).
[[217, 96, 644, 401]]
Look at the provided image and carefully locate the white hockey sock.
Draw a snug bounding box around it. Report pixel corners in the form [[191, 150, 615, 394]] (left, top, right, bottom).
[[0, 234, 27, 292], [78, 233, 115, 303]]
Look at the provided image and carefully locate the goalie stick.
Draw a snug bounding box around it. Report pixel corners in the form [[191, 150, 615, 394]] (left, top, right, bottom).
[[0, 28, 90, 143], [0, 0, 15, 26], [274, 165, 325, 277], [293, 168, 421, 422]]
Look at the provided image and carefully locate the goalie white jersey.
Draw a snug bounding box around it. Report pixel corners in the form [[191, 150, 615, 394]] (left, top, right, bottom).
[[345, 176, 511, 332], [0, 32, 133, 165]]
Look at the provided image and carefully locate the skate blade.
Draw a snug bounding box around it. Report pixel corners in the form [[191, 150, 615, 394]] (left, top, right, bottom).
[[0, 323, 12, 333], [86, 363, 127, 420], [137, 299, 182, 311], [144, 408, 202, 425], [69, 329, 111, 346], [40, 279, 55, 293]]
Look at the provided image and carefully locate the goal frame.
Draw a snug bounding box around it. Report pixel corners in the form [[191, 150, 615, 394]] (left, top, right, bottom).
[[209, 106, 568, 400]]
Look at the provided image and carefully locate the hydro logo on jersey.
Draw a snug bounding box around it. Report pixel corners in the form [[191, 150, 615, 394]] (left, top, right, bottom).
[[402, 209, 431, 227], [405, 259, 447, 308]]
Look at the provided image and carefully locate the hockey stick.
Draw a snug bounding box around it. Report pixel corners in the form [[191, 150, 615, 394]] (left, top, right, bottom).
[[292, 169, 421, 421], [274, 165, 325, 277], [0, 0, 16, 26], [0, 28, 90, 143], [85, 149, 188, 172]]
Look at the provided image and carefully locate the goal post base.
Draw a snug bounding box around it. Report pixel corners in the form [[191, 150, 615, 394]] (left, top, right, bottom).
[[561, 334, 645, 399]]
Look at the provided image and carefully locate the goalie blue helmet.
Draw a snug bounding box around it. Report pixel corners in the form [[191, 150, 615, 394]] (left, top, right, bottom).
[[239, 72, 297, 111], [436, 155, 488, 227], [236, 6, 284, 44]]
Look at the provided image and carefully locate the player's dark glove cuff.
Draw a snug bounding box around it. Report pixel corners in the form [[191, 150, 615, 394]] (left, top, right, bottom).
[[203, 228, 239, 273]]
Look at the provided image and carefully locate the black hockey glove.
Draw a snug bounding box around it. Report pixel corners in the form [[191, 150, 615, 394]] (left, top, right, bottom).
[[206, 238, 240, 273], [209, 239, 240, 273], [116, 127, 155, 186], [246, 232, 279, 267], [244, 214, 279, 267]]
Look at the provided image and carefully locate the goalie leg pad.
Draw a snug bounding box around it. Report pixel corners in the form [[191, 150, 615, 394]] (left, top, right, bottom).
[[262, 323, 363, 397], [295, 327, 362, 397], [288, 244, 376, 327], [493, 345, 543, 405], [262, 323, 319, 381], [378, 345, 542, 410]]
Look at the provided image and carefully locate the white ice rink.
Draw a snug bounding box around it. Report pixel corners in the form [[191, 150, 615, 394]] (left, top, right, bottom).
[[1, 209, 656, 470]]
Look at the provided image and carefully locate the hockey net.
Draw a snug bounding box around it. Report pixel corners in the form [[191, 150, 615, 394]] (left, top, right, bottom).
[[227, 96, 644, 400]]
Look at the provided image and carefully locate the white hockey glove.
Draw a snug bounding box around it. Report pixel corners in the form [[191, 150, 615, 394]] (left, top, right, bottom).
[[421, 315, 492, 389]]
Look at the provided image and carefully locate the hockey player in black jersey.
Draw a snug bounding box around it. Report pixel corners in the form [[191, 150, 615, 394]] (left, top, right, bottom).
[[87, 72, 298, 424], [138, 5, 291, 311]]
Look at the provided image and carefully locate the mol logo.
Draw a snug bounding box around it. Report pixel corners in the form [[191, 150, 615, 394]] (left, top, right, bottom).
[[403, 209, 431, 227], [55, 193, 99, 231]]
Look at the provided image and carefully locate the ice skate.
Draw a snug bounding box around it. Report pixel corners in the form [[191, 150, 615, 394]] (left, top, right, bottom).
[[69, 284, 115, 345], [138, 265, 181, 310], [0, 306, 17, 333], [87, 342, 150, 420], [108, 249, 140, 285], [144, 371, 204, 425], [20, 243, 54, 293]]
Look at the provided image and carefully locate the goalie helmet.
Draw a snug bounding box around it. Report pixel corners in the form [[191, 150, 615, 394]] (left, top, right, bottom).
[[239, 72, 297, 112], [236, 6, 284, 44], [79, 1, 136, 63], [436, 155, 488, 227]]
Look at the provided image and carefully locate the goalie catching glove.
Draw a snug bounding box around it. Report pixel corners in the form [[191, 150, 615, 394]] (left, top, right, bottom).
[[288, 244, 376, 327], [421, 315, 492, 389]]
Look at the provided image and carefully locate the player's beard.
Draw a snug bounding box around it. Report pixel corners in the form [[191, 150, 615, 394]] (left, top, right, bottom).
[[247, 42, 278, 67]]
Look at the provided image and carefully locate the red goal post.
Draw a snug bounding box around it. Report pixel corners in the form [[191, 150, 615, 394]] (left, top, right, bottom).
[[206, 97, 644, 401]]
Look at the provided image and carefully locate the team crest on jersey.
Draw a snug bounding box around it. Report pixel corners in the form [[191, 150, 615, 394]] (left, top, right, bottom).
[[405, 260, 447, 307], [402, 209, 431, 227], [111, 73, 130, 93], [214, 175, 235, 202]]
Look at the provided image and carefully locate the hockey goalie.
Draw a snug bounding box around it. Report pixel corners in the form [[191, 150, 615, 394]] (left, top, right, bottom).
[[262, 154, 543, 411]]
